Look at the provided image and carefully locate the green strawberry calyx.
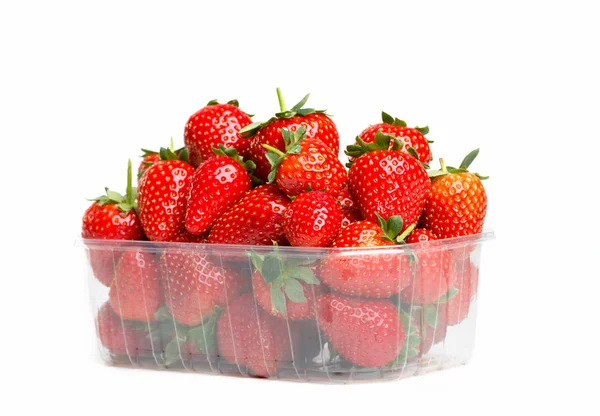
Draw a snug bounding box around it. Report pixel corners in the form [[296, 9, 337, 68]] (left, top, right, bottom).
[[152, 306, 222, 366], [249, 248, 320, 317], [381, 111, 432, 142], [138, 138, 186, 177], [206, 99, 254, 118], [262, 125, 308, 183], [428, 149, 489, 180], [89, 160, 137, 213], [238, 88, 327, 138], [375, 213, 417, 244], [344, 131, 405, 168]]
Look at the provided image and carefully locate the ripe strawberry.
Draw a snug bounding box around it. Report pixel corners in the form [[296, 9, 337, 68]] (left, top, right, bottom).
[[355, 112, 432, 163], [345, 133, 431, 232], [138, 148, 195, 241], [239, 89, 340, 182], [399, 238, 457, 305], [441, 259, 479, 326], [250, 250, 322, 320], [282, 191, 342, 247], [109, 250, 162, 322], [336, 185, 361, 229], [207, 184, 290, 245], [316, 293, 404, 368], [263, 126, 347, 197], [406, 228, 437, 243], [320, 216, 415, 298], [185, 146, 254, 235], [96, 302, 153, 357], [160, 249, 248, 326], [82, 160, 144, 286], [421, 149, 488, 238], [184, 99, 253, 167], [217, 293, 291, 377]]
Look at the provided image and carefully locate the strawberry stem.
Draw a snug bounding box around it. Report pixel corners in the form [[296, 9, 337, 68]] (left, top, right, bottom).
[[397, 223, 417, 242], [439, 158, 447, 172], [276, 87, 287, 112], [170, 137, 175, 152], [263, 144, 286, 158], [125, 159, 134, 206]]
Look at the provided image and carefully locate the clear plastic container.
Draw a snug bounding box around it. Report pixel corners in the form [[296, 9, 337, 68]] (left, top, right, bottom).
[[77, 231, 494, 383]]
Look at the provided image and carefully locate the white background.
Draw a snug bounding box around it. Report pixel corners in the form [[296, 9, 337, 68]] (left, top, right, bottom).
[[1, 0, 598, 414]]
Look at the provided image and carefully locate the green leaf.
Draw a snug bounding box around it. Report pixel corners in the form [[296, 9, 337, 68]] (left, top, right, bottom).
[[424, 304, 438, 328], [249, 250, 264, 272], [428, 170, 448, 178], [288, 266, 320, 284], [238, 121, 263, 138], [459, 148, 480, 170], [206, 99, 219, 105], [415, 125, 429, 135], [374, 131, 391, 150], [386, 216, 403, 240], [270, 281, 287, 316], [295, 108, 317, 116], [294, 125, 307, 142], [261, 254, 283, 284], [154, 306, 173, 322], [475, 173, 489, 180], [381, 111, 395, 125], [406, 147, 420, 160], [265, 151, 282, 169], [435, 287, 459, 304], [164, 336, 186, 366], [226, 99, 239, 107], [105, 190, 125, 203], [284, 278, 307, 303], [285, 257, 317, 267], [290, 94, 311, 111], [392, 118, 407, 127], [188, 320, 217, 355]]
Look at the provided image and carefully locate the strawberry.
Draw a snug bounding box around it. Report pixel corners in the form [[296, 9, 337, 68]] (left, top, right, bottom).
[[320, 216, 415, 298], [137, 139, 183, 178], [184, 99, 253, 167], [355, 112, 432, 163], [217, 292, 291, 377], [239, 88, 340, 182], [160, 249, 248, 327], [82, 160, 144, 286], [207, 184, 290, 245], [442, 259, 479, 326], [96, 302, 153, 358], [345, 132, 431, 232], [282, 191, 342, 247], [170, 229, 209, 243], [109, 250, 162, 322], [250, 250, 322, 320], [336, 185, 361, 229], [316, 293, 404, 368], [185, 146, 254, 235], [263, 126, 347, 197], [138, 148, 195, 241], [399, 238, 457, 305], [406, 228, 437, 243], [421, 149, 488, 238]]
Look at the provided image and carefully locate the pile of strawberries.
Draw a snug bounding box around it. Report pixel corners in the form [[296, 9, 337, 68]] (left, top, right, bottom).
[[82, 89, 488, 377]]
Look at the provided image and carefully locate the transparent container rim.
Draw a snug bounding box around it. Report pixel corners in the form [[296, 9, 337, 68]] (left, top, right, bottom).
[[75, 230, 495, 255]]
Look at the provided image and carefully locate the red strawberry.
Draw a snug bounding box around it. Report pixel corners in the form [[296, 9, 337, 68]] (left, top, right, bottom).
[[160, 249, 248, 327], [82, 160, 144, 286], [185, 146, 253, 235], [184, 99, 253, 167], [96, 302, 153, 357], [263, 126, 347, 197], [316, 293, 404, 368], [355, 112, 432, 163], [406, 228, 437, 244], [421, 149, 488, 238], [442, 259, 479, 326], [320, 217, 414, 298], [138, 148, 195, 241], [109, 250, 162, 322], [282, 191, 342, 247], [170, 229, 209, 243], [345, 133, 431, 232], [336, 185, 361, 229], [399, 240, 457, 305], [250, 250, 322, 320], [217, 293, 291, 377], [240, 89, 340, 182], [207, 184, 290, 245]]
